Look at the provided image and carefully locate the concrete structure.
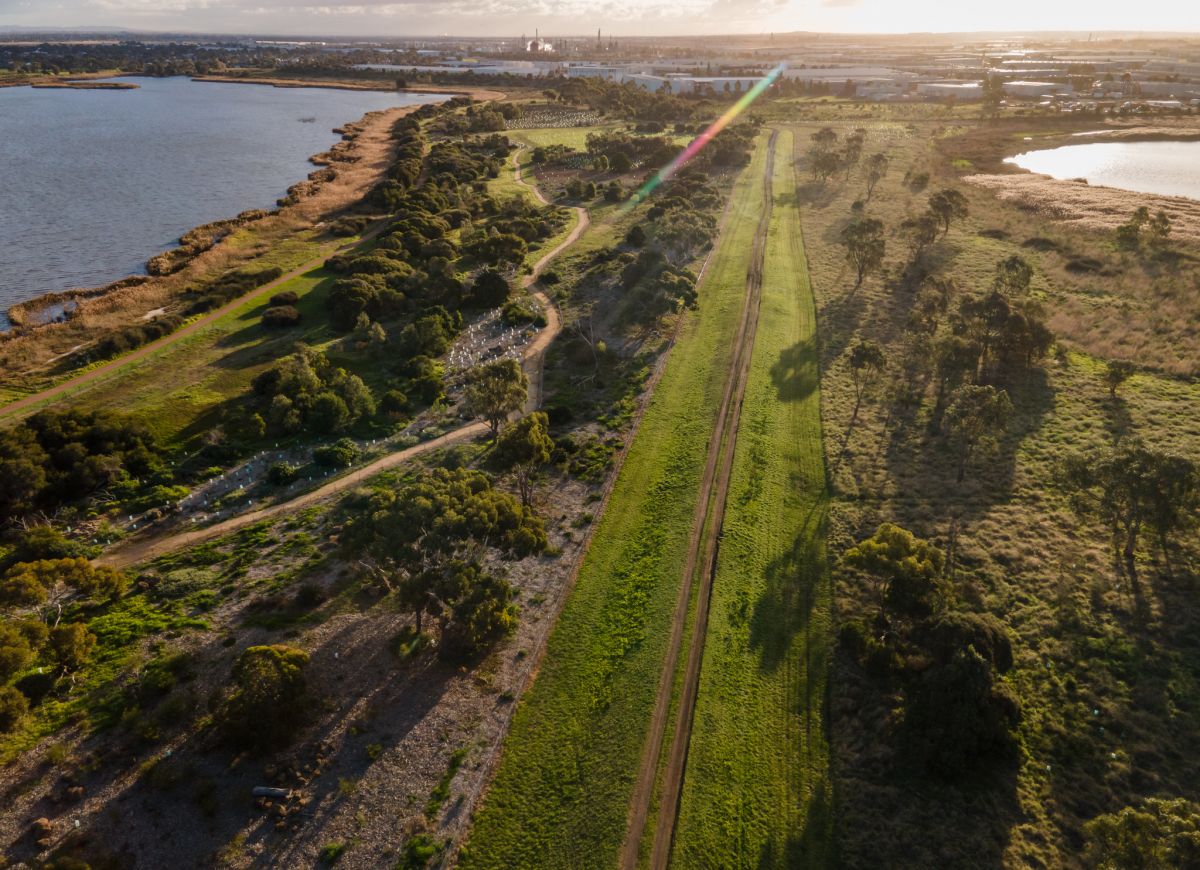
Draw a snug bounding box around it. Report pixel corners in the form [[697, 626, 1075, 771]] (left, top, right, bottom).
[[1003, 80, 1072, 98], [1143, 59, 1200, 80], [916, 81, 983, 99]]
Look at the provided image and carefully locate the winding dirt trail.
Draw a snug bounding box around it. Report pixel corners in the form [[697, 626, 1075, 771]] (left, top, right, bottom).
[[620, 131, 778, 870], [98, 149, 588, 569]]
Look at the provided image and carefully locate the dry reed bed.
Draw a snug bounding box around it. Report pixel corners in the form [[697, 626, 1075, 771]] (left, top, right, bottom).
[[965, 173, 1200, 244]]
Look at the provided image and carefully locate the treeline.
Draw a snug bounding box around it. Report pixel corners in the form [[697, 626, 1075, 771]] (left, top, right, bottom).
[[566, 169, 728, 328], [0, 410, 161, 524], [220, 97, 568, 447], [0, 41, 275, 77]]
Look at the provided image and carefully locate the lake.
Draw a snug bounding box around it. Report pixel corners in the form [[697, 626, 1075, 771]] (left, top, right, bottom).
[[0, 77, 442, 329], [1005, 140, 1200, 202]]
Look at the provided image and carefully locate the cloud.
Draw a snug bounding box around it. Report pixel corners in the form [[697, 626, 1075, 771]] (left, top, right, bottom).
[[79, 0, 775, 21]]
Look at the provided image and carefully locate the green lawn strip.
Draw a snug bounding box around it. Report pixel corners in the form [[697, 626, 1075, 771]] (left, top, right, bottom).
[[633, 553, 703, 867], [507, 124, 620, 153], [0, 232, 327, 412], [459, 135, 770, 869], [673, 129, 834, 869], [65, 265, 339, 446]]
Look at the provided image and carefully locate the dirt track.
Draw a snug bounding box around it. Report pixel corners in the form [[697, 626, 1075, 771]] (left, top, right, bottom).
[[619, 131, 778, 869], [98, 149, 588, 569]]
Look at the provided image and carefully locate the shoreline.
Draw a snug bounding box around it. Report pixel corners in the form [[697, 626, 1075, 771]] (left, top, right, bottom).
[[0, 95, 437, 370], [190, 73, 506, 102]]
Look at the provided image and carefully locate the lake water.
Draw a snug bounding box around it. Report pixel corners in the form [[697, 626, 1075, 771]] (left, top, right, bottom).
[[0, 77, 442, 328], [1006, 140, 1200, 202]]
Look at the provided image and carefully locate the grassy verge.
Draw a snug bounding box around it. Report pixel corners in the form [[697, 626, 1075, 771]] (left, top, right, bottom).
[[672, 128, 832, 868], [459, 136, 770, 869], [47, 257, 343, 446]]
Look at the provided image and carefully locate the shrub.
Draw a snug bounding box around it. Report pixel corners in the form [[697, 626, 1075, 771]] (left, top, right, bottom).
[[313, 438, 359, 468], [269, 290, 299, 306], [216, 644, 310, 751], [471, 268, 512, 307], [49, 623, 97, 671], [319, 842, 347, 865], [380, 390, 410, 418], [1084, 798, 1200, 869], [267, 463, 299, 486], [0, 685, 29, 733], [262, 305, 301, 328]]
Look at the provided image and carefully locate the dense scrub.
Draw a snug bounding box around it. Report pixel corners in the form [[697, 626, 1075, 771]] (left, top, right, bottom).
[[0, 410, 160, 523]]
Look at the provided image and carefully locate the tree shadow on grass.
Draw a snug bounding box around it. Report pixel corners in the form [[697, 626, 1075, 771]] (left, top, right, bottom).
[[795, 180, 841, 211], [764, 776, 835, 869], [1102, 395, 1133, 444], [769, 336, 819, 403], [749, 501, 828, 676], [882, 365, 1055, 525]]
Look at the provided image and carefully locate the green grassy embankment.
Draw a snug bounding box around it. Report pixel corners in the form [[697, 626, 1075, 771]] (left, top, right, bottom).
[[672, 128, 832, 868], [459, 135, 770, 869], [33, 258, 344, 446]]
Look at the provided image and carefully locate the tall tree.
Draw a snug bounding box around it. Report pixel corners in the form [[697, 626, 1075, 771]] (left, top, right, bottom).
[[848, 340, 887, 421], [843, 523, 946, 619], [863, 152, 890, 201], [840, 217, 886, 290], [464, 358, 529, 435], [927, 189, 969, 236], [1064, 442, 1199, 584], [944, 385, 1013, 483], [1104, 360, 1136, 399], [992, 255, 1034, 296], [491, 412, 554, 507]]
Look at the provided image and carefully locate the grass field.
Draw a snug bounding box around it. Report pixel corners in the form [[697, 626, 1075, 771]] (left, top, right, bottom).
[[459, 135, 771, 869], [671, 128, 832, 868], [31, 257, 344, 445], [783, 115, 1200, 866]]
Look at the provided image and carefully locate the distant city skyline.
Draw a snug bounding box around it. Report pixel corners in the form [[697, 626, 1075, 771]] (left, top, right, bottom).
[[1, 0, 1199, 38]]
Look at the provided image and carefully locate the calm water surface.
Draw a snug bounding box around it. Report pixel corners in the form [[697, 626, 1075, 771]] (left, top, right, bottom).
[[0, 78, 441, 328], [1006, 140, 1200, 201]]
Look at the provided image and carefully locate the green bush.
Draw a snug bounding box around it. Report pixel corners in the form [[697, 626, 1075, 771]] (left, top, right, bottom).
[[0, 684, 29, 733], [313, 438, 360, 468], [267, 463, 299, 486], [216, 644, 310, 752]]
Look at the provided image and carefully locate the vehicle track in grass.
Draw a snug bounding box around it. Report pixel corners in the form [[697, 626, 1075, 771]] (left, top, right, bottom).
[[97, 148, 587, 569], [620, 129, 778, 870]]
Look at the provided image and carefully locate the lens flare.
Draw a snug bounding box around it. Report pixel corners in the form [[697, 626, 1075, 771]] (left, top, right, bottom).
[[621, 63, 786, 212]]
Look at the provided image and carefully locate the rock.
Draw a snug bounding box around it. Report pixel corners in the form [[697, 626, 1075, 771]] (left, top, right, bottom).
[[252, 786, 291, 799]]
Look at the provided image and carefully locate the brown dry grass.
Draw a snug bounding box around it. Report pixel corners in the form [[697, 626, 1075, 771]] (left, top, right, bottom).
[[965, 173, 1200, 244]]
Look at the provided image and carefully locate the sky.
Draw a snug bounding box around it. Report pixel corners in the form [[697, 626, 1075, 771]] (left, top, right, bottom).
[[1, 0, 1199, 38]]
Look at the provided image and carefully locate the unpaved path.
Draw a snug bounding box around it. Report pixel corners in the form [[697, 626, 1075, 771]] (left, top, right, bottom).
[[98, 148, 587, 569], [620, 130, 778, 870]]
